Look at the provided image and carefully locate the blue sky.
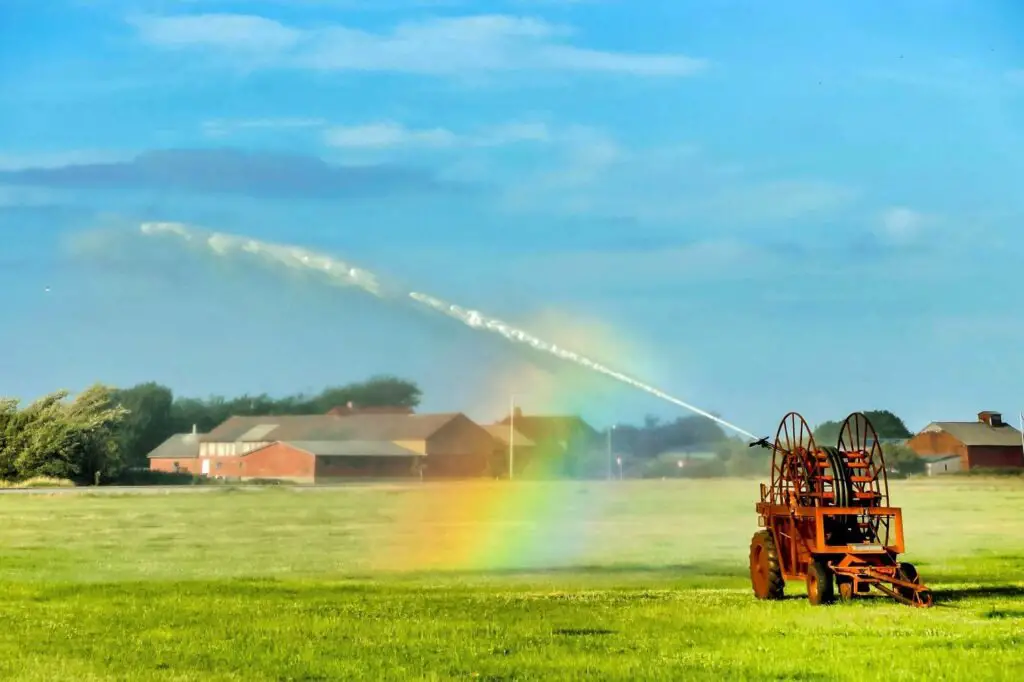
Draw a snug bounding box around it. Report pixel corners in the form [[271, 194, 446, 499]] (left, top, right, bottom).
[[2, 0, 1023, 436]]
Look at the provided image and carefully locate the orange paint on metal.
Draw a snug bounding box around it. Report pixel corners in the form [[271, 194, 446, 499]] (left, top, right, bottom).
[[748, 411, 933, 607]]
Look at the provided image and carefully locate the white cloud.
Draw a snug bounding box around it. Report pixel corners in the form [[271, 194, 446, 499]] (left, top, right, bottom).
[[0, 150, 133, 171], [875, 207, 925, 245], [129, 14, 302, 51], [325, 122, 459, 149], [201, 117, 327, 137], [501, 133, 858, 227], [323, 120, 552, 149], [130, 13, 708, 77]]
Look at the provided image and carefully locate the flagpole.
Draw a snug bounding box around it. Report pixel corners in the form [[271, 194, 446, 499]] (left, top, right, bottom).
[[1018, 412, 1023, 455]]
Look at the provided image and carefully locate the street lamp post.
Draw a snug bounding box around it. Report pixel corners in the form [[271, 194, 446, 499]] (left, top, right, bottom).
[[606, 424, 616, 480], [509, 394, 516, 481]]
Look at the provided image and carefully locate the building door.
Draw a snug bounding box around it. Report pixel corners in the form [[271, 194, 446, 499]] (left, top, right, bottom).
[[201, 459, 210, 476]]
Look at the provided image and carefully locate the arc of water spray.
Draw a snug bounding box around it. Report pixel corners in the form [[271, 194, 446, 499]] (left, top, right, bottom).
[[138, 222, 759, 441]]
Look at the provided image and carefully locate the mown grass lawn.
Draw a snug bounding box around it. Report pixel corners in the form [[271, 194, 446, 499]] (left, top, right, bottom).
[[0, 478, 1021, 680]]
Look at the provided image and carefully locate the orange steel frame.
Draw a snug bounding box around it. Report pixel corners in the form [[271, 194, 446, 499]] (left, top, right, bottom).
[[755, 483, 931, 605], [756, 498, 905, 580], [750, 411, 933, 606]]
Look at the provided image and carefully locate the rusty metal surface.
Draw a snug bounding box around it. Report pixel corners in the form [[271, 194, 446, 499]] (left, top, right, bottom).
[[749, 411, 933, 607]]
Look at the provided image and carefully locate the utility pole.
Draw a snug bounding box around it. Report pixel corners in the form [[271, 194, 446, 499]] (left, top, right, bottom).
[[606, 424, 615, 480], [1019, 413, 1023, 459], [509, 394, 516, 480]]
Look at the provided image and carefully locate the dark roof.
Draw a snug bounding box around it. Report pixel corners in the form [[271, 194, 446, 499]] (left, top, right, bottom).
[[921, 421, 1023, 448], [147, 432, 202, 459], [284, 440, 422, 457], [483, 424, 534, 447], [203, 413, 461, 443], [493, 414, 598, 443]]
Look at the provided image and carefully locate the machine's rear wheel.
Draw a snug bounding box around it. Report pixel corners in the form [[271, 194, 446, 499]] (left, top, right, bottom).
[[896, 562, 921, 602], [749, 530, 785, 600], [806, 559, 834, 605]]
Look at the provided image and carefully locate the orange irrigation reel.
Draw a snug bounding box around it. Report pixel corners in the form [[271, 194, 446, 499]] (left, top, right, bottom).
[[748, 411, 932, 607]]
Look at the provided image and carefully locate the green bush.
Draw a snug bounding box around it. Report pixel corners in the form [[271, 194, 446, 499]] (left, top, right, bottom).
[[0, 476, 76, 489], [111, 469, 208, 486]]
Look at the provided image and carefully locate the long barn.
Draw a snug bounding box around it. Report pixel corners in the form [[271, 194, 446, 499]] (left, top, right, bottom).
[[148, 410, 499, 482]]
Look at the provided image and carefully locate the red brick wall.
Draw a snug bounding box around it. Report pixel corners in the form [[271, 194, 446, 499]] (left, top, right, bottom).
[[150, 458, 199, 473], [906, 431, 1024, 470], [906, 431, 968, 469], [966, 445, 1024, 469], [241, 443, 315, 481]]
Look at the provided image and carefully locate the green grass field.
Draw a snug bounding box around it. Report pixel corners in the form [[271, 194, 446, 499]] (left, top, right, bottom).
[[0, 478, 1021, 680]]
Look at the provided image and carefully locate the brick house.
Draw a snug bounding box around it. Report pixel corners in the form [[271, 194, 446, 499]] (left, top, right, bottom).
[[906, 411, 1024, 472], [148, 411, 497, 482], [145, 427, 202, 473]]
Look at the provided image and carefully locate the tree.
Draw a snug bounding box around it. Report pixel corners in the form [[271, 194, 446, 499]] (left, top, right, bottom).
[[813, 420, 842, 445], [110, 382, 174, 468], [612, 415, 727, 461], [814, 410, 912, 444], [305, 375, 422, 413], [863, 410, 912, 439], [716, 437, 772, 477], [882, 442, 925, 477], [0, 385, 128, 484]]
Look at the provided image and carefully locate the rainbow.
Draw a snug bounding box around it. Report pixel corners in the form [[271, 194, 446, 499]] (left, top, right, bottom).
[[372, 313, 653, 573]]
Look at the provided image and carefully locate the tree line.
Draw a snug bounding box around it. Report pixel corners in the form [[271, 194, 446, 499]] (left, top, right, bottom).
[[0, 376, 421, 485], [605, 409, 925, 478], [0, 373, 926, 485]]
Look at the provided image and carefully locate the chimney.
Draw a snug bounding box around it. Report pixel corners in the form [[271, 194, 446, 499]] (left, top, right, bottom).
[[978, 411, 1003, 427]]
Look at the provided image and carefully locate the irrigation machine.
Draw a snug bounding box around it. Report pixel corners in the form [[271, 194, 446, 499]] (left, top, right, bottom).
[[748, 411, 933, 607]]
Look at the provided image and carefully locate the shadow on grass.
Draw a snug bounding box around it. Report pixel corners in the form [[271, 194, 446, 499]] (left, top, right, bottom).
[[933, 585, 1024, 604]]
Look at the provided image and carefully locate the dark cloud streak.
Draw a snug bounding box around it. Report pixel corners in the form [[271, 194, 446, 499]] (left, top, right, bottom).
[[0, 148, 459, 200]]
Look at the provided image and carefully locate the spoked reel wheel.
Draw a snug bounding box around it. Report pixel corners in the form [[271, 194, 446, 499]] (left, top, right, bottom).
[[837, 412, 891, 543], [768, 412, 818, 506]]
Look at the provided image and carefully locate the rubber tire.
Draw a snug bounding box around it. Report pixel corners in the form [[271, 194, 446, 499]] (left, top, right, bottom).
[[806, 559, 834, 605], [749, 530, 785, 600], [898, 562, 920, 584], [896, 562, 921, 602], [836, 578, 855, 602]]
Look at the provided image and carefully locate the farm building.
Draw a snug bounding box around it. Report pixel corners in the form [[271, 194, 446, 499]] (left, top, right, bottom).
[[924, 455, 962, 476], [494, 409, 598, 449], [144, 427, 203, 473], [905, 411, 1024, 473], [148, 410, 498, 482], [492, 409, 599, 476], [482, 424, 535, 478]]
